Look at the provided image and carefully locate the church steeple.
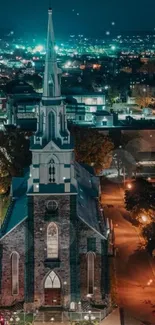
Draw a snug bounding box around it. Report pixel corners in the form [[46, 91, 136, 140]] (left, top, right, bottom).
[[43, 8, 61, 99]]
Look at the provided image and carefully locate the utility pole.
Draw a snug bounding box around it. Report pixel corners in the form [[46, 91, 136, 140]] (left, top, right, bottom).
[[119, 308, 125, 325]]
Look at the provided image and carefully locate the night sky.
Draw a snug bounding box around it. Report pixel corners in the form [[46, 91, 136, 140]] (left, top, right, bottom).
[[1, 0, 155, 37]]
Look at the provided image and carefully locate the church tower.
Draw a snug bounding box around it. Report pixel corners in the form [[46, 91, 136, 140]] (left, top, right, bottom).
[[25, 8, 79, 310]]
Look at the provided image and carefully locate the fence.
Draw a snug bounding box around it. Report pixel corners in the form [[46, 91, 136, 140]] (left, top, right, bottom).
[[3, 308, 114, 324], [68, 311, 102, 324]]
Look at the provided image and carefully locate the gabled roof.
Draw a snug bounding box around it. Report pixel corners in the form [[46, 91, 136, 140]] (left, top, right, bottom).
[[0, 173, 29, 238], [75, 162, 106, 239]]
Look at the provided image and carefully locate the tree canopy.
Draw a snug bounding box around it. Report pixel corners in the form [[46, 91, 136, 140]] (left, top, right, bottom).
[[0, 128, 31, 193], [71, 126, 114, 174], [125, 177, 155, 222], [23, 73, 43, 90], [132, 85, 152, 108]]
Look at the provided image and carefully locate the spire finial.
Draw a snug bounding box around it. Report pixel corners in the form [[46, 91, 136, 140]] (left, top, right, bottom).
[[48, 0, 52, 11]]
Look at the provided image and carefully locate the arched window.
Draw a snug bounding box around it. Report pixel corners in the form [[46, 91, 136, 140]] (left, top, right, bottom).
[[11, 252, 19, 295], [47, 223, 58, 259], [87, 252, 95, 295], [49, 159, 56, 183], [48, 111, 55, 140], [44, 271, 61, 289]]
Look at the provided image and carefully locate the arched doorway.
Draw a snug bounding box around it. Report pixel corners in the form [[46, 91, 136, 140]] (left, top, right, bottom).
[[44, 271, 61, 306]]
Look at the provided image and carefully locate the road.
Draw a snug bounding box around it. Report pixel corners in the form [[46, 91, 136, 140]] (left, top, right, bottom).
[[101, 181, 155, 325]]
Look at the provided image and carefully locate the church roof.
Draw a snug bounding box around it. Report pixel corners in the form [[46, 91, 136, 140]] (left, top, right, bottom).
[[0, 164, 106, 239], [17, 118, 37, 131], [94, 110, 111, 116], [0, 173, 28, 238], [75, 162, 106, 239]]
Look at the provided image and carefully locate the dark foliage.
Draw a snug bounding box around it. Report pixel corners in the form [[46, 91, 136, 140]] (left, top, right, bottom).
[[125, 177, 155, 213]]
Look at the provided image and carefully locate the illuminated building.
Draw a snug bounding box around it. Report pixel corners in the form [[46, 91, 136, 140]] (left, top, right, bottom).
[[0, 8, 111, 313]]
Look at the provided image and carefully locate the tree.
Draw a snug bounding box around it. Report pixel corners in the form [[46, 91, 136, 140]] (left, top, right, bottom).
[[23, 74, 43, 90], [125, 178, 155, 221], [141, 222, 155, 254], [132, 85, 152, 108], [0, 128, 32, 192], [139, 61, 155, 80], [71, 126, 114, 174], [107, 86, 120, 106], [110, 131, 141, 177]]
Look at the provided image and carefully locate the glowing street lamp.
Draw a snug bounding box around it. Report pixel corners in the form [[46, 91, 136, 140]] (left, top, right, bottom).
[[141, 215, 147, 222], [127, 183, 132, 189], [50, 317, 55, 323]]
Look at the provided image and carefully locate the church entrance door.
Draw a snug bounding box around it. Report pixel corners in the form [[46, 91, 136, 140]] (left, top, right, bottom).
[[44, 288, 61, 306], [44, 271, 61, 306]]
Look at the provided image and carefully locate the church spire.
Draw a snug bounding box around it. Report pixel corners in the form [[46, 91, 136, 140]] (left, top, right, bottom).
[[43, 8, 61, 99]]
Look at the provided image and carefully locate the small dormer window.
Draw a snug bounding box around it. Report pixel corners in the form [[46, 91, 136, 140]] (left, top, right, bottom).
[[49, 159, 56, 183]]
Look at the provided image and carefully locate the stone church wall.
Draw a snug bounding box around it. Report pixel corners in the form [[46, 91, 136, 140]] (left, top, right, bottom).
[[0, 222, 25, 306], [78, 221, 106, 304], [30, 195, 72, 309]]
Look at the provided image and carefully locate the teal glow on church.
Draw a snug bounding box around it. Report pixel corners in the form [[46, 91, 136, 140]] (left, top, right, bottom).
[[0, 9, 112, 315]]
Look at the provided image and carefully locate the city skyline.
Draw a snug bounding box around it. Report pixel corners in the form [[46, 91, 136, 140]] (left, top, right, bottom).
[[1, 0, 155, 37]]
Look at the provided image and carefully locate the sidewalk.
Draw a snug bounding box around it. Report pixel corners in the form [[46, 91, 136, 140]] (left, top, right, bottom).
[[101, 308, 145, 325], [101, 308, 121, 325]]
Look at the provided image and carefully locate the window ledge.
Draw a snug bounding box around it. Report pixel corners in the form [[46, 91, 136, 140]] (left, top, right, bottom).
[[44, 259, 61, 268], [44, 211, 59, 221]]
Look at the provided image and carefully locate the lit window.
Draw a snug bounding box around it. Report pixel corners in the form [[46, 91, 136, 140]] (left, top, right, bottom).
[[87, 252, 95, 295], [11, 252, 19, 295], [44, 271, 60, 288], [47, 223, 58, 259]]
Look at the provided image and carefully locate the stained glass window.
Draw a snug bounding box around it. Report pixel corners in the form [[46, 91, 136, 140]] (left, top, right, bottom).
[[47, 223, 58, 258], [44, 271, 60, 288]]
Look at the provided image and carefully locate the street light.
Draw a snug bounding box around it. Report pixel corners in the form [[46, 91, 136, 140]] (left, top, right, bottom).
[[127, 183, 132, 189], [10, 315, 20, 324], [141, 215, 147, 222], [50, 317, 54, 323]]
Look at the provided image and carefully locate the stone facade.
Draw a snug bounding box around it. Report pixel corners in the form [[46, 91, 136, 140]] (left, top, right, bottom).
[[78, 221, 106, 304], [0, 222, 25, 306], [24, 194, 76, 310], [0, 195, 109, 309]]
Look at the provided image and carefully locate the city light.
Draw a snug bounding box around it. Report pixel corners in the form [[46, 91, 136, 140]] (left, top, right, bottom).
[[33, 45, 44, 53]]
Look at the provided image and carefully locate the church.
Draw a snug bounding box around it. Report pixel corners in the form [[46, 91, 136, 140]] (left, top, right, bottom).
[[0, 9, 110, 311]]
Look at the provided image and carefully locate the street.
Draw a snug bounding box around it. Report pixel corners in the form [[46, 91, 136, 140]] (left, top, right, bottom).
[[101, 181, 155, 325]]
